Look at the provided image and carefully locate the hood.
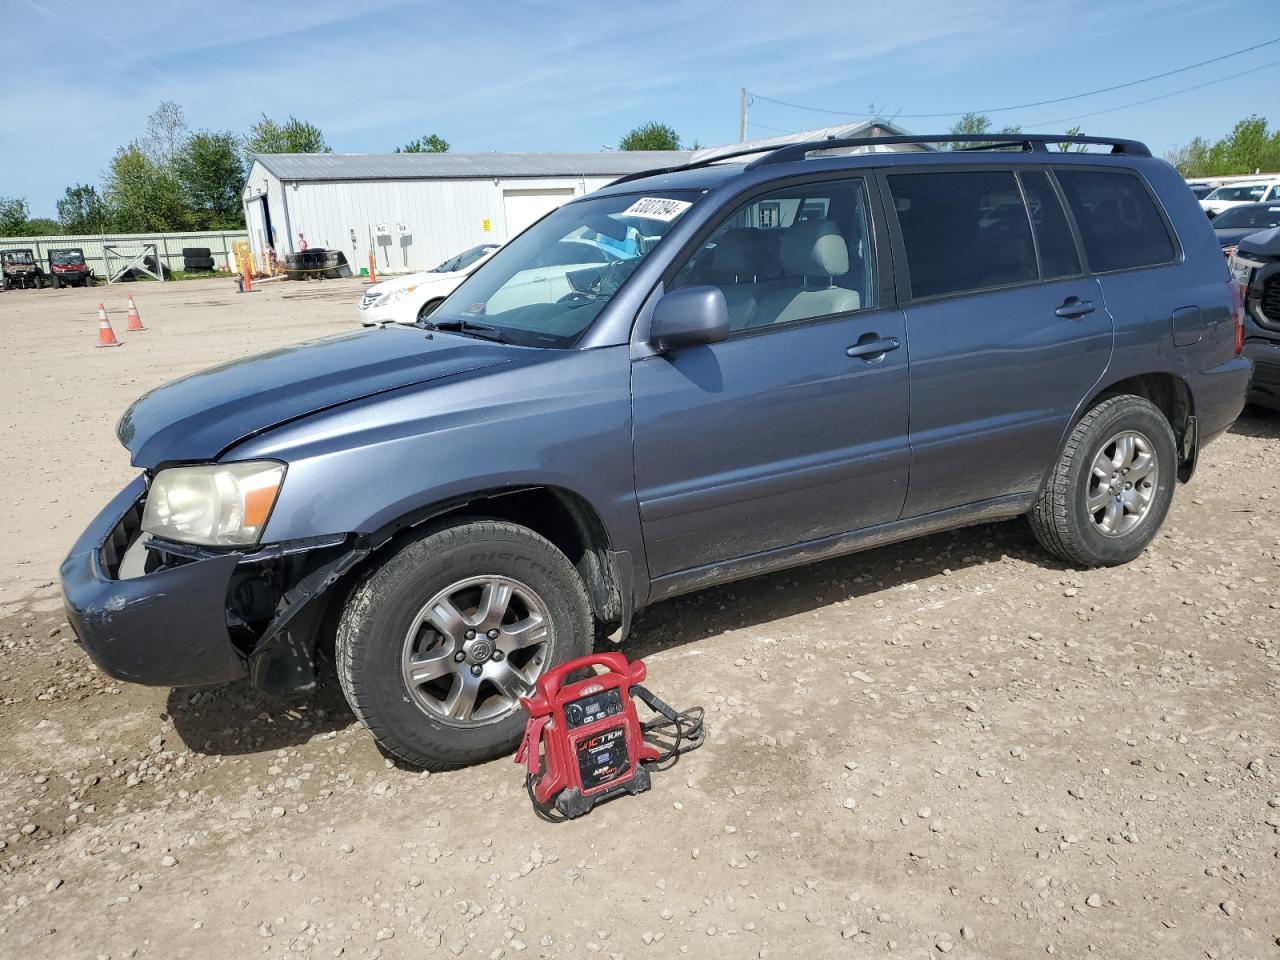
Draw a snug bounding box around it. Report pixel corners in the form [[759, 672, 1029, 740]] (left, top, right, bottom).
[[118, 327, 521, 466], [368, 269, 460, 296], [1215, 227, 1263, 248], [1236, 226, 1280, 260]]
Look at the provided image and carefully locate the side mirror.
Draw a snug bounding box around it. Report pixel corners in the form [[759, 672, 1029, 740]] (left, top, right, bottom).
[[649, 286, 729, 352]]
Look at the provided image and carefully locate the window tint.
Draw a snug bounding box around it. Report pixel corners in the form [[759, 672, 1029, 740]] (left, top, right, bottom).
[[1019, 171, 1080, 279], [1055, 169, 1176, 272], [889, 171, 1037, 299], [671, 179, 875, 332]]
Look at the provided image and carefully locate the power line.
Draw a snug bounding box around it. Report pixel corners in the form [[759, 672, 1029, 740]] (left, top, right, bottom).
[[749, 36, 1280, 120], [1023, 57, 1280, 127]]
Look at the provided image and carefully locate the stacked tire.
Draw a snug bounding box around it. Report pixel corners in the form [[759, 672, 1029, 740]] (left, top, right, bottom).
[[182, 247, 215, 273]]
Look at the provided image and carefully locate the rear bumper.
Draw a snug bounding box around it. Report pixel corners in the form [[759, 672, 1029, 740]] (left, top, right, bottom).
[[1243, 338, 1280, 410], [1194, 356, 1253, 442], [60, 476, 248, 687]]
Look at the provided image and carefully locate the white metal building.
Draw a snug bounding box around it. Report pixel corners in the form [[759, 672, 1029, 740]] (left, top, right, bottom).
[[241, 151, 690, 276]]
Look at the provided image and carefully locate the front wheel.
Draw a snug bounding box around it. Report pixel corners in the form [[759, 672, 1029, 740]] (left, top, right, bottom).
[[1029, 395, 1177, 566], [335, 520, 594, 769]]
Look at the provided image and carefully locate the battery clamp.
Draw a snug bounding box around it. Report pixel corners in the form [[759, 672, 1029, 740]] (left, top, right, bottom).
[[515, 653, 704, 821]]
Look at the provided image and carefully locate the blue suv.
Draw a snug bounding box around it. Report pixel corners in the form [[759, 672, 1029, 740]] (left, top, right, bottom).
[[62, 134, 1251, 769]]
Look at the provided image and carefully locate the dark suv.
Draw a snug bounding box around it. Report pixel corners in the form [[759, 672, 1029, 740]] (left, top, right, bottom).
[[62, 134, 1251, 770], [1229, 227, 1280, 408]]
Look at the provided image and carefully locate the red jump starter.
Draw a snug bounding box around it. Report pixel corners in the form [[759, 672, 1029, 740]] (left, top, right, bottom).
[[516, 652, 701, 820]]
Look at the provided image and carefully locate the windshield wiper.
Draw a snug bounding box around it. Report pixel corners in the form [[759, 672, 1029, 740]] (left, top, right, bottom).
[[424, 318, 513, 343]]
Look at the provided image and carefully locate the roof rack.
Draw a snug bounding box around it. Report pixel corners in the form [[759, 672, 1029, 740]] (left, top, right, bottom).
[[746, 133, 1151, 168], [607, 133, 1152, 188], [607, 144, 787, 186]]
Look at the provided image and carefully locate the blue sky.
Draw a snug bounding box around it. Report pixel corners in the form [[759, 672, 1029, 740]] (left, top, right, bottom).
[[5, 0, 1279, 217]]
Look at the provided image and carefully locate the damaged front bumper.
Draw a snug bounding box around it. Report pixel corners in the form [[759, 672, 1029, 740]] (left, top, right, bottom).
[[60, 475, 365, 696]]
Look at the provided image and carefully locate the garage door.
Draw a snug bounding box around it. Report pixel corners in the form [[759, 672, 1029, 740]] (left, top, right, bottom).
[[502, 188, 575, 239]]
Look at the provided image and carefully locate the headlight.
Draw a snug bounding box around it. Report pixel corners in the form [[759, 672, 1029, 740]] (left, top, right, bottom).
[[141, 461, 285, 547]]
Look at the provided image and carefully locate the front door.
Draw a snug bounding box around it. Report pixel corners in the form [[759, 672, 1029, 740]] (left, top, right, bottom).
[[631, 175, 911, 579], [884, 167, 1113, 517]]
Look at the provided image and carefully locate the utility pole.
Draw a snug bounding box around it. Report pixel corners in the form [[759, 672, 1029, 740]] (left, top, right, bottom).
[[738, 87, 747, 143]]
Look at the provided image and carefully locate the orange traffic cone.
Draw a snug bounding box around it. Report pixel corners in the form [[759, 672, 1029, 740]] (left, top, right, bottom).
[[126, 294, 145, 332], [96, 304, 121, 348]]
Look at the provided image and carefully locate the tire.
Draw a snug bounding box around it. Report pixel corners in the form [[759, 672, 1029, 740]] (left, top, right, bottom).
[[416, 299, 443, 323], [53, 276, 62, 289], [33, 275, 43, 290], [83, 275, 94, 288], [1029, 395, 1177, 567], [335, 519, 594, 770], [184, 257, 215, 271], [181, 247, 211, 258]]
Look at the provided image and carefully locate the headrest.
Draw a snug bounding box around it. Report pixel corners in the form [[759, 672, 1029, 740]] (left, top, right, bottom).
[[710, 228, 764, 278], [781, 219, 849, 277]]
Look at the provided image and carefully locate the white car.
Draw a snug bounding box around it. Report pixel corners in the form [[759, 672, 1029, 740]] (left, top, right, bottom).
[[1201, 180, 1280, 218], [357, 243, 500, 325]]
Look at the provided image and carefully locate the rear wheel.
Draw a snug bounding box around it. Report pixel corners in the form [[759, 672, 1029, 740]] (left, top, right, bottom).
[[1029, 395, 1177, 566], [335, 520, 594, 769]]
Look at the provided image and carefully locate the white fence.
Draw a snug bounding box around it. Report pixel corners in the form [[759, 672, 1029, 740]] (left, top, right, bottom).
[[0, 230, 248, 276]]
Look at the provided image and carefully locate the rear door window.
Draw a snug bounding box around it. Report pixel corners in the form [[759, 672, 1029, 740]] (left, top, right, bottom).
[[1018, 171, 1081, 279], [888, 170, 1038, 299], [1054, 169, 1176, 273]]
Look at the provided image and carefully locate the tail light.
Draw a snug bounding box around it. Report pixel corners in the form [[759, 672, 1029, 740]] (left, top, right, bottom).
[[1229, 280, 1245, 356]]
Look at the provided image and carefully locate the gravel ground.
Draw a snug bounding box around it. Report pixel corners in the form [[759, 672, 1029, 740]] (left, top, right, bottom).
[[0, 279, 1277, 959]]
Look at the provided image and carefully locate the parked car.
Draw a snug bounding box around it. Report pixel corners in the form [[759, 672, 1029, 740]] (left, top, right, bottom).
[[63, 133, 1251, 770], [1211, 202, 1280, 257], [1, 248, 45, 290], [1230, 227, 1280, 409], [1188, 183, 1216, 200], [358, 243, 500, 325], [47, 248, 94, 287], [1201, 179, 1280, 218]]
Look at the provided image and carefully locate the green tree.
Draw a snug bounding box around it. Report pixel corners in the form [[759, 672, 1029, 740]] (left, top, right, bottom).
[[1056, 125, 1090, 153], [103, 143, 192, 233], [57, 184, 109, 234], [0, 196, 30, 235], [20, 218, 61, 236], [141, 100, 189, 165], [619, 122, 682, 151], [396, 133, 450, 153], [1164, 137, 1212, 178], [1166, 117, 1280, 178], [947, 112, 1021, 150], [245, 114, 331, 157], [174, 131, 246, 229]]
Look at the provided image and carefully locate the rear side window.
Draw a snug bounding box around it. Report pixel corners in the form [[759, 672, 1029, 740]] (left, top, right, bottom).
[[1019, 171, 1080, 279], [1054, 169, 1176, 273], [889, 171, 1037, 299]]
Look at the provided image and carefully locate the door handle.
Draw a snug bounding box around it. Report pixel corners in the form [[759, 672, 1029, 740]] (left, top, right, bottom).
[[1055, 297, 1096, 319], [846, 336, 901, 360]]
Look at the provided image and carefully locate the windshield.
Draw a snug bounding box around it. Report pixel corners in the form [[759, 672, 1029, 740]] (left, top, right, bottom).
[[432, 244, 498, 273], [1207, 184, 1267, 202], [1212, 204, 1280, 229], [432, 190, 701, 347], [50, 250, 84, 266]]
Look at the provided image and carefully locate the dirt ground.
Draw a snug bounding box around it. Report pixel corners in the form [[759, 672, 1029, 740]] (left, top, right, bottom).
[[0, 278, 1277, 960]]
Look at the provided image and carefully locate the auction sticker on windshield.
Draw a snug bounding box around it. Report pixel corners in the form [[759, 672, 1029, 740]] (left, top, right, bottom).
[[621, 197, 693, 221]]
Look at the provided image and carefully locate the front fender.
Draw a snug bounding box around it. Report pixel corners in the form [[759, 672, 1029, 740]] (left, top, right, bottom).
[[226, 345, 649, 594]]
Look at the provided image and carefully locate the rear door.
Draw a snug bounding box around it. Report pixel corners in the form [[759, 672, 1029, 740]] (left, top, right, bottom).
[[885, 166, 1113, 517], [1053, 166, 1192, 351]]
